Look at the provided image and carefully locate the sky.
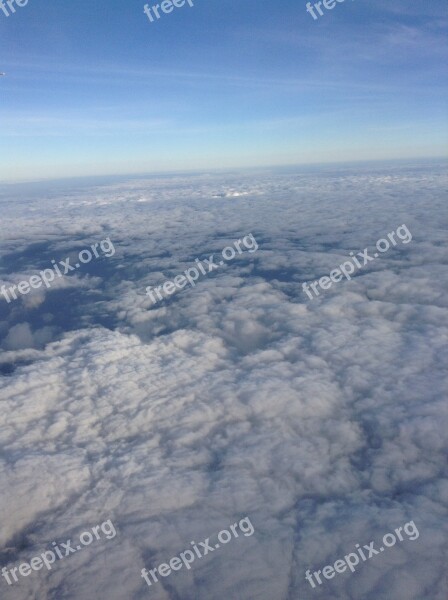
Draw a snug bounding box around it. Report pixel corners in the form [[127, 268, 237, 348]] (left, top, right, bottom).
[[0, 0, 447, 181]]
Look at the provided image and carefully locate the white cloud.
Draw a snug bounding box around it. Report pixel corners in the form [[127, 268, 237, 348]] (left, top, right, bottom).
[[0, 161, 447, 599]]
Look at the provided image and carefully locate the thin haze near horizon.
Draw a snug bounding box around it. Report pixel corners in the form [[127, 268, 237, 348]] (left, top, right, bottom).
[[0, 0, 447, 182]]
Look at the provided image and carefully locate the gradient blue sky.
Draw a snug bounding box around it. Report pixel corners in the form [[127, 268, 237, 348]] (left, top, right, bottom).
[[0, 0, 447, 181]]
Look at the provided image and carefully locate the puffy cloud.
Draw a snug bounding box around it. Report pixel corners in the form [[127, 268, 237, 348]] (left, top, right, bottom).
[[2, 322, 56, 351], [0, 161, 447, 599]]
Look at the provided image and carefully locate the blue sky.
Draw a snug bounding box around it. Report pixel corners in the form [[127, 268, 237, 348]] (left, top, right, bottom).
[[0, 0, 447, 181]]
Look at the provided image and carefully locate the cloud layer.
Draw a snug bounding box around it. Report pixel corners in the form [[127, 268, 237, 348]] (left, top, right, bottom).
[[0, 160, 447, 599]]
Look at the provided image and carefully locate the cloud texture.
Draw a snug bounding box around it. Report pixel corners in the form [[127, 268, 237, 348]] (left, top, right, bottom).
[[0, 160, 447, 599]]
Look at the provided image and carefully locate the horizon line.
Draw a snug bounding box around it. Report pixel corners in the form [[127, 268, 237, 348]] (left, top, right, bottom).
[[0, 155, 446, 187]]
